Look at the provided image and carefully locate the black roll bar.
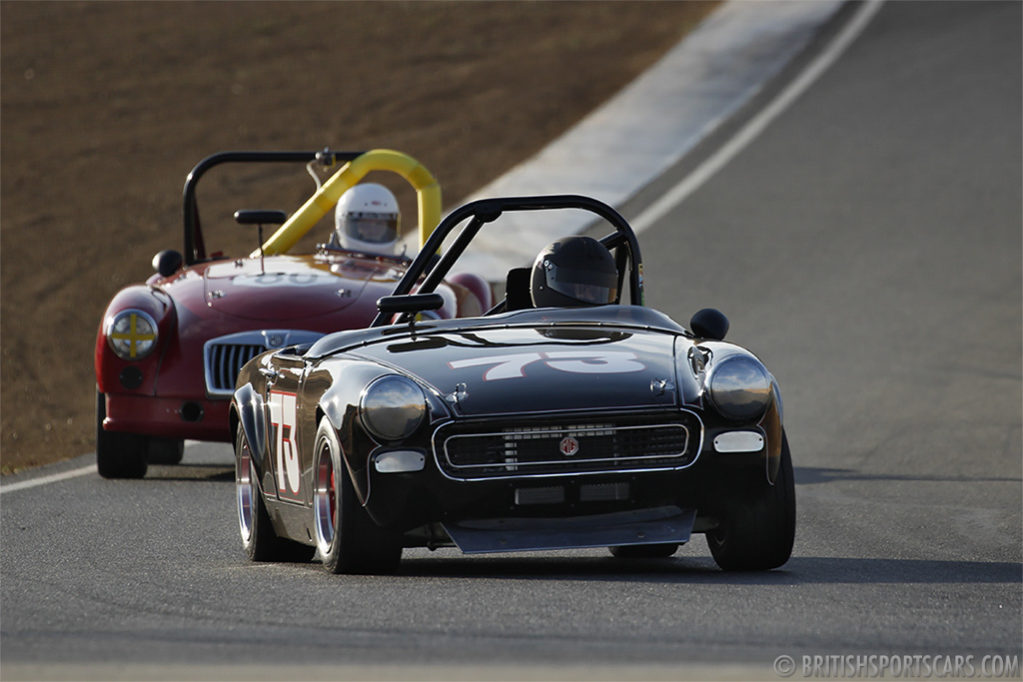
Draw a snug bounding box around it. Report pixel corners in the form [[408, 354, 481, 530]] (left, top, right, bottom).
[[181, 150, 364, 265], [370, 195, 644, 327]]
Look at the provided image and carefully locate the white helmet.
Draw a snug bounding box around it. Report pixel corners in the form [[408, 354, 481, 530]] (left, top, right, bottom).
[[333, 183, 400, 254]]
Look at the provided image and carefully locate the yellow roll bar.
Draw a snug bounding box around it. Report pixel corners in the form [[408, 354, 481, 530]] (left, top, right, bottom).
[[253, 149, 441, 257]]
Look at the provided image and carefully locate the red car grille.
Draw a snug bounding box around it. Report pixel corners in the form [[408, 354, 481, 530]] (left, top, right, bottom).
[[205, 343, 264, 394]]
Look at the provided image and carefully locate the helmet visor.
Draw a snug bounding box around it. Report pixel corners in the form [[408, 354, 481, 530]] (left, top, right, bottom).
[[343, 212, 398, 244], [545, 263, 618, 304]]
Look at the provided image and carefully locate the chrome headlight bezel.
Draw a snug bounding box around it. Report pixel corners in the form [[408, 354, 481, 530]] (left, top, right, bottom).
[[105, 309, 159, 361], [359, 375, 428, 442], [705, 354, 773, 422]]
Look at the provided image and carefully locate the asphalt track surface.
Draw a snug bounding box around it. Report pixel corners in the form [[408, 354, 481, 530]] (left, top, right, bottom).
[[2, 3, 1020, 680]]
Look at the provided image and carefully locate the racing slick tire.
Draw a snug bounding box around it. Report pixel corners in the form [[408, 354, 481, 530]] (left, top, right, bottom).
[[96, 390, 148, 479], [235, 425, 314, 563], [609, 543, 680, 559], [313, 418, 402, 575], [707, 432, 796, 571]]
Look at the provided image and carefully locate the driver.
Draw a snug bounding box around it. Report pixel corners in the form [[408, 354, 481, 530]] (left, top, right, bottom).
[[331, 183, 400, 255], [530, 235, 618, 307]]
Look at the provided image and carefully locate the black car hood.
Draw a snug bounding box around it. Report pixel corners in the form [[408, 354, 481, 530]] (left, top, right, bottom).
[[349, 322, 682, 416]]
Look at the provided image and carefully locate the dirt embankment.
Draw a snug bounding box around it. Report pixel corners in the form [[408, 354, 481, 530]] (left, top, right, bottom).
[[0, 1, 717, 473]]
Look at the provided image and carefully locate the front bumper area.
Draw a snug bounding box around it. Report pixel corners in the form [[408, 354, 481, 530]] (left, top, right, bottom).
[[355, 409, 773, 552], [363, 445, 766, 540], [443, 506, 696, 553], [102, 392, 232, 441]]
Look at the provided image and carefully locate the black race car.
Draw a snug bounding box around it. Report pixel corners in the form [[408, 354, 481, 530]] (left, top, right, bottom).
[[231, 195, 794, 573]]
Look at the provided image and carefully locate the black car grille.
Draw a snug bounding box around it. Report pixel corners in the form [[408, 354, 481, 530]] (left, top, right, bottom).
[[435, 412, 702, 480], [206, 343, 264, 394]]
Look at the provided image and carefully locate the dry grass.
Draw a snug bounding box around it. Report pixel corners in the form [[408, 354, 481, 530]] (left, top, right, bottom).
[[0, 0, 717, 473]]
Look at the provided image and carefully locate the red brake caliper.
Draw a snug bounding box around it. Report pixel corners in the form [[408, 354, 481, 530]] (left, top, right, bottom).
[[329, 466, 337, 530]]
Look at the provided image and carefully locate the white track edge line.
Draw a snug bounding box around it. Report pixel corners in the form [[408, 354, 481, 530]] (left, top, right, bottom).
[[0, 465, 96, 495], [632, 0, 885, 234], [1, 441, 206, 494]]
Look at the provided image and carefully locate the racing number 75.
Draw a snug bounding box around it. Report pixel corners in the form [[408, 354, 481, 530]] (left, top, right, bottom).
[[269, 391, 301, 498]]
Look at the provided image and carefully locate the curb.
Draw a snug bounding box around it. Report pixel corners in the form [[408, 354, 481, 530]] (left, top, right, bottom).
[[452, 0, 846, 278]]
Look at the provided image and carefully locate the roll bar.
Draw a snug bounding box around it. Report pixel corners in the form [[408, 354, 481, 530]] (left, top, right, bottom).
[[181, 149, 441, 265], [370, 195, 644, 327]]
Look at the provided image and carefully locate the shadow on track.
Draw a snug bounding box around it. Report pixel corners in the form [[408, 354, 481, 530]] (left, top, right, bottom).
[[135, 464, 1020, 589], [796, 467, 1021, 485], [393, 554, 1022, 586], [145, 464, 234, 482]]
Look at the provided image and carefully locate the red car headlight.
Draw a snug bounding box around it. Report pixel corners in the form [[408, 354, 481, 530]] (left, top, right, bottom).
[[106, 309, 159, 360]]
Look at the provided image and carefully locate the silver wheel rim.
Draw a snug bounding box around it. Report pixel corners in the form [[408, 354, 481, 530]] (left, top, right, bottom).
[[236, 441, 254, 543], [313, 441, 337, 555]]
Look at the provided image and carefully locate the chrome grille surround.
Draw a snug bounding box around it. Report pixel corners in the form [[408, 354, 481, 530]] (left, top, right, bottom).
[[203, 329, 324, 396], [433, 410, 703, 481]]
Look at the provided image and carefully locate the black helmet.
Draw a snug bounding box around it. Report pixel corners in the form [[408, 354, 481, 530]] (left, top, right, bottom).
[[530, 236, 618, 308]]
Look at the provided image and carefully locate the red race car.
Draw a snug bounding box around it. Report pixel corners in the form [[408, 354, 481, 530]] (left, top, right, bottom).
[[95, 149, 491, 479]]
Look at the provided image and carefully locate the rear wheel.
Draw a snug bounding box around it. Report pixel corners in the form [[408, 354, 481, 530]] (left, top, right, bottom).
[[313, 418, 402, 574], [707, 432, 796, 571], [96, 391, 147, 479], [235, 425, 313, 562]]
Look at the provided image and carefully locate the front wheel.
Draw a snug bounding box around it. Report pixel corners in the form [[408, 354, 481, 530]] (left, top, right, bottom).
[[707, 432, 796, 571], [313, 418, 402, 574], [96, 391, 147, 479], [235, 425, 313, 563]]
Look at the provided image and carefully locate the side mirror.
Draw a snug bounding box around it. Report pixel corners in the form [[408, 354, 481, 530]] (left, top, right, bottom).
[[152, 249, 183, 277], [690, 308, 729, 341]]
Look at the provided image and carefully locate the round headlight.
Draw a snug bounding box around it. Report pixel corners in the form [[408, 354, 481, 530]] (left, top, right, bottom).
[[106, 310, 158, 360], [359, 375, 427, 442], [706, 355, 772, 421]]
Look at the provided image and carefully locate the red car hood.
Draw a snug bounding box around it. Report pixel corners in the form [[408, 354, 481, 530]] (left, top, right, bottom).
[[165, 254, 407, 322]]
